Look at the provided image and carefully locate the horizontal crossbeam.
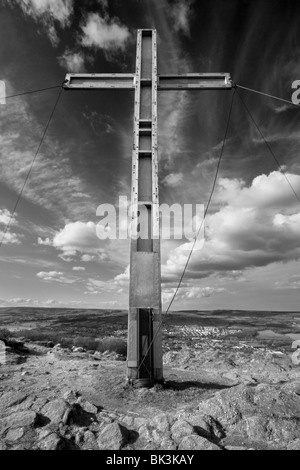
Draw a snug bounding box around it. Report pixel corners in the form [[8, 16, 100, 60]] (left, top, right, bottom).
[[63, 73, 233, 91], [158, 73, 232, 90], [63, 73, 135, 90]]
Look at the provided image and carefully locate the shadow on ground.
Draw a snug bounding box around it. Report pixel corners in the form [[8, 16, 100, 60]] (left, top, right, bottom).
[[163, 380, 233, 391]]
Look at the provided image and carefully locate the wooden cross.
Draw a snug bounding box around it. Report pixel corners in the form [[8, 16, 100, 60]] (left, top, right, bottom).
[[63, 29, 233, 386]]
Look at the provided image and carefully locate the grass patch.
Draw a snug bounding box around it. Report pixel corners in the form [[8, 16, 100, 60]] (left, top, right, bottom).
[[74, 336, 127, 355], [3, 329, 127, 357], [97, 337, 127, 356], [0, 328, 11, 341]]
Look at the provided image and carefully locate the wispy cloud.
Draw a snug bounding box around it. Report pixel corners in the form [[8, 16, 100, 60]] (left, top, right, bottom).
[[58, 49, 87, 72], [72, 266, 85, 271], [168, 0, 195, 36], [162, 172, 184, 187], [36, 270, 78, 283], [0, 209, 23, 245], [10, 0, 74, 45], [83, 111, 115, 136], [79, 12, 131, 57], [0, 85, 99, 221]]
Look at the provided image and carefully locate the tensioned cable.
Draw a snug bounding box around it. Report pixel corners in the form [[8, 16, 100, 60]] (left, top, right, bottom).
[[0, 85, 62, 101], [137, 89, 237, 376], [235, 84, 300, 107], [0, 88, 63, 249], [236, 89, 300, 204]]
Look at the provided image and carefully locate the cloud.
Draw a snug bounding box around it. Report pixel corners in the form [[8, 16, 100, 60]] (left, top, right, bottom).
[[36, 270, 77, 283], [53, 221, 100, 251], [162, 171, 300, 282], [0, 297, 104, 308], [40, 218, 130, 269], [275, 274, 300, 290], [81, 254, 97, 262], [80, 13, 130, 53], [216, 171, 300, 210], [162, 284, 225, 305], [168, 0, 195, 36], [0, 208, 17, 226], [162, 172, 184, 187], [0, 230, 23, 245], [1, 297, 34, 305], [114, 265, 129, 285], [84, 264, 129, 296], [13, 0, 74, 45], [58, 49, 86, 72], [72, 266, 85, 271], [0, 209, 23, 245], [83, 111, 115, 136], [42, 221, 108, 261], [273, 104, 291, 114], [0, 89, 96, 221], [37, 237, 52, 246]]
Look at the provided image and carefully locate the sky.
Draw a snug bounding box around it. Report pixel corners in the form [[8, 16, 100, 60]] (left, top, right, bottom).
[[0, 0, 300, 311]]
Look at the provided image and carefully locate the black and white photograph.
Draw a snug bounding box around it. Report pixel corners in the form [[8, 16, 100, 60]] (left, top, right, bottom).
[[0, 0, 300, 454]]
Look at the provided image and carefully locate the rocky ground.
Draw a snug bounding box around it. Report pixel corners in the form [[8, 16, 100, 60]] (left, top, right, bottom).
[[1, 337, 300, 450]]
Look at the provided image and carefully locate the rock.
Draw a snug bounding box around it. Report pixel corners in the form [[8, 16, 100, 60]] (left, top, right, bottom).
[[225, 445, 248, 450], [178, 435, 221, 450], [73, 347, 86, 353], [89, 422, 101, 433], [97, 422, 129, 450], [0, 392, 28, 414], [222, 372, 240, 383], [30, 397, 48, 412], [97, 411, 114, 425], [5, 427, 25, 442], [138, 424, 155, 442], [0, 439, 7, 450], [120, 415, 134, 428], [76, 397, 98, 414], [62, 407, 73, 425], [287, 439, 300, 450], [36, 429, 53, 441], [267, 418, 300, 442], [134, 417, 147, 428], [150, 413, 171, 433], [240, 416, 268, 441], [75, 429, 85, 446], [7, 396, 36, 415], [82, 430, 99, 450], [40, 399, 70, 424], [186, 414, 222, 440], [195, 387, 247, 428], [38, 433, 62, 450], [159, 438, 177, 450], [63, 390, 80, 403], [171, 419, 194, 444], [0, 410, 38, 434]]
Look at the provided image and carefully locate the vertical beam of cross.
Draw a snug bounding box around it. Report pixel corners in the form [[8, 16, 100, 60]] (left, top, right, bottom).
[[127, 30, 162, 385], [63, 28, 233, 387]]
